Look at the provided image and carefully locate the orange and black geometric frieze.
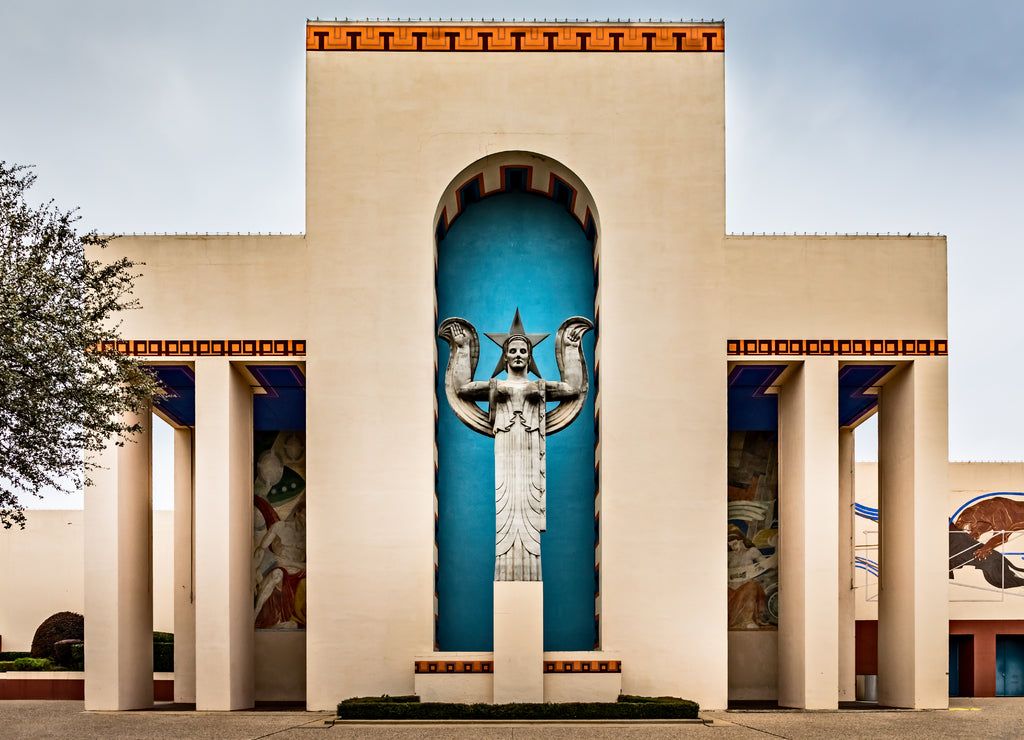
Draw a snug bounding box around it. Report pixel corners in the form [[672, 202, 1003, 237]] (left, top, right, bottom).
[[414, 660, 493, 674], [544, 660, 622, 673], [726, 339, 947, 357], [307, 25, 723, 53], [100, 340, 306, 357]]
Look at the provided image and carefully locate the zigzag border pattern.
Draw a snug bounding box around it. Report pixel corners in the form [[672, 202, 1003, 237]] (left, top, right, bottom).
[[436, 165, 597, 244], [727, 339, 947, 356], [101, 340, 306, 357], [307, 25, 723, 52]]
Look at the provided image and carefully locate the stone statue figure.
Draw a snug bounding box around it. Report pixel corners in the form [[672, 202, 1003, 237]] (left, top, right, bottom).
[[438, 309, 593, 581]]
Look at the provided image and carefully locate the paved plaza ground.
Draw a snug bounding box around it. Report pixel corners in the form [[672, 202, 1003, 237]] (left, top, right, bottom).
[[0, 697, 1018, 739]]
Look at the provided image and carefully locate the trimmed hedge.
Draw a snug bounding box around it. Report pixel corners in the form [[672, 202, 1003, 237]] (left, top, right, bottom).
[[0, 651, 31, 662], [153, 642, 174, 672], [336, 695, 699, 720], [71, 643, 84, 670], [30, 612, 84, 663], [341, 695, 420, 704], [10, 657, 54, 671], [53, 640, 83, 670], [153, 632, 174, 672]]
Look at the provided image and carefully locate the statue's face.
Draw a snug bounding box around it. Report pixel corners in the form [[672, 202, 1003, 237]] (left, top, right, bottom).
[[505, 338, 530, 372]]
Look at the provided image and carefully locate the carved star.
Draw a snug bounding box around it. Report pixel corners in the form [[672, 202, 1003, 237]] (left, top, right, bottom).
[[485, 308, 548, 378]]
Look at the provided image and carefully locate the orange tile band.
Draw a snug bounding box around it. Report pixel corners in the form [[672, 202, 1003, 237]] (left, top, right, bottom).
[[413, 660, 621, 674], [727, 339, 947, 357], [307, 25, 723, 52], [544, 660, 622, 673], [100, 340, 306, 357], [415, 661, 492, 674]]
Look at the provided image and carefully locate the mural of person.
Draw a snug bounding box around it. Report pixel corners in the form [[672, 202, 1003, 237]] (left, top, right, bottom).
[[726, 431, 779, 630], [253, 431, 307, 629]]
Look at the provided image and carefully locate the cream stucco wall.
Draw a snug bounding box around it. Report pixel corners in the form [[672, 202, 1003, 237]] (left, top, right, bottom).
[[0, 510, 174, 652], [723, 235, 947, 338], [99, 235, 308, 338]]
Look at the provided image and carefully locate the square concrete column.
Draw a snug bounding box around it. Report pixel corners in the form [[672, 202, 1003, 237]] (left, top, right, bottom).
[[877, 359, 948, 709], [777, 359, 839, 709], [194, 359, 254, 710], [173, 426, 196, 703], [84, 406, 154, 710], [837, 427, 856, 701]]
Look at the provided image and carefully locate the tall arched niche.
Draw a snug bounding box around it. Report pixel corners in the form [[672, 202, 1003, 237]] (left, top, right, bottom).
[[433, 151, 602, 652]]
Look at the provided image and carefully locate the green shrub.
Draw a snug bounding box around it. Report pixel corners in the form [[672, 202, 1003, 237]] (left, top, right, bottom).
[[0, 651, 31, 661], [340, 695, 420, 704], [70, 643, 84, 670], [52, 640, 83, 670], [30, 612, 84, 663], [336, 696, 699, 720], [617, 694, 693, 704], [0, 661, 15, 672], [153, 642, 174, 672], [11, 657, 53, 671], [153, 631, 174, 644]]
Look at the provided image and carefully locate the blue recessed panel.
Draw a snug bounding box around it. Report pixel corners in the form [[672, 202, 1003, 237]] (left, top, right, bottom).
[[838, 365, 891, 428], [151, 365, 196, 427], [436, 192, 596, 651], [250, 365, 306, 431], [728, 366, 784, 432]]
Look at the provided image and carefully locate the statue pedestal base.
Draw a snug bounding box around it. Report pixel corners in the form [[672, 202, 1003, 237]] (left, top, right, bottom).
[[493, 581, 544, 703]]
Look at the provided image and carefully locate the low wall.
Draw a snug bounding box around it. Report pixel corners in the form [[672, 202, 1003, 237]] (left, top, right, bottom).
[[0, 673, 174, 701]]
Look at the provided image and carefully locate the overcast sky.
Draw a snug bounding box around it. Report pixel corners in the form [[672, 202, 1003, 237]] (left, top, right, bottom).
[[3, 2, 1023, 507]]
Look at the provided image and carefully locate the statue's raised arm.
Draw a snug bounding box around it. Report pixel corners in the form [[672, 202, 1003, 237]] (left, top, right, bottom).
[[438, 317, 493, 436], [545, 316, 594, 435]]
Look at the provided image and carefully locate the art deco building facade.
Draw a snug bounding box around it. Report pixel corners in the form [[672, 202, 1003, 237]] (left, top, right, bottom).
[[78, 21, 952, 710]]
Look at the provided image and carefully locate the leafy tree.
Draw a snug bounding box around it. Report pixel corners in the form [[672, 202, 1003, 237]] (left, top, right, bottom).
[[0, 162, 158, 528]]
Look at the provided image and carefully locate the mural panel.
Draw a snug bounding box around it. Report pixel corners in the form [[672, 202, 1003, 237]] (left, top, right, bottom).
[[949, 492, 1024, 593], [727, 430, 779, 630], [253, 431, 307, 629]]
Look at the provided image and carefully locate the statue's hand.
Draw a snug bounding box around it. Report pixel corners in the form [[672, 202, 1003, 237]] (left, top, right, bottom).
[[565, 324, 586, 345], [450, 321, 470, 347]]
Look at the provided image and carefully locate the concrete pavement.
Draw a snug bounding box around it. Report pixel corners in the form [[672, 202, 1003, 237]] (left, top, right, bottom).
[[0, 697, 1019, 739]]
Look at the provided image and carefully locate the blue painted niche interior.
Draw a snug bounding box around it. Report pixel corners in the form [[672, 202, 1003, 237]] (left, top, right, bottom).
[[435, 191, 597, 651]]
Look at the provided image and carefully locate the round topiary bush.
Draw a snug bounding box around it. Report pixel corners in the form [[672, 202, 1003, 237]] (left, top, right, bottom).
[[30, 612, 84, 663]]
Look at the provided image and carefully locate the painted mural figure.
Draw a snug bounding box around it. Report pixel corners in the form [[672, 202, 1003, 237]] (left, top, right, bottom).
[[953, 496, 1024, 560], [949, 494, 1024, 590], [253, 431, 307, 629], [438, 309, 592, 581], [726, 431, 779, 630]]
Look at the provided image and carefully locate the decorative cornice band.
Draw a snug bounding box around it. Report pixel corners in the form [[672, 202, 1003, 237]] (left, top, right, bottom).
[[413, 660, 621, 674], [544, 660, 621, 673], [727, 339, 947, 357], [102, 340, 306, 357], [415, 660, 492, 674], [307, 24, 723, 52]]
